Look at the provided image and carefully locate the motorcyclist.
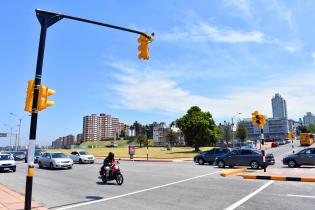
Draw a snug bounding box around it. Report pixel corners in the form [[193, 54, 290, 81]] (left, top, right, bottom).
[[101, 152, 115, 177]]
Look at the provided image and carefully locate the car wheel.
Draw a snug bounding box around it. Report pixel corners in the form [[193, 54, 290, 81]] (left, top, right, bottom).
[[250, 161, 259, 169], [198, 158, 205, 165], [50, 163, 54, 170], [38, 161, 43, 169], [217, 160, 225, 168], [12, 168, 16, 172], [79, 159, 82, 164], [288, 160, 297, 168], [68, 166, 72, 169], [229, 165, 234, 168]]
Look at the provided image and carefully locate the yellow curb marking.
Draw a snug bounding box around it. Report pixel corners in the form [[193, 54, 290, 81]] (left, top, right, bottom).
[[220, 168, 247, 177]]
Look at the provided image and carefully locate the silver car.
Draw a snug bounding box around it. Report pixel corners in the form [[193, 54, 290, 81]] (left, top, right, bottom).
[[38, 152, 73, 170]]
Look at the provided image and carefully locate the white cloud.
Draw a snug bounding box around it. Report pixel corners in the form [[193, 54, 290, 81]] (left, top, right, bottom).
[[108, 62, 315, 121], [223, 0, 252, 17], [266, 0, 295, 28], [161, 19, 264, 43]]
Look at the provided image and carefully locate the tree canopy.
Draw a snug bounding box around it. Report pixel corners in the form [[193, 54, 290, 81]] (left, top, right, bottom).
[[236, 121, 248, 143], [175, 106, 220, 151]]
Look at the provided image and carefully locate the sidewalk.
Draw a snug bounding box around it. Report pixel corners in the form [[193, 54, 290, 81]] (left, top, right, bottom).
[[0, 184, 47, 210]]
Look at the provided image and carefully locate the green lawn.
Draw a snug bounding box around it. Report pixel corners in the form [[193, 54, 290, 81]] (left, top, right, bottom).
[[48, 146, 213, 159]]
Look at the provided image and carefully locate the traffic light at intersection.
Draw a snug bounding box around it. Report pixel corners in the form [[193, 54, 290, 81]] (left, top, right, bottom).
[[251, 111, 266, 128], [138, 33, 149, 60], [24, 80, 56, 113], [24, 80, 35, 112], [37, 85, 56, 111]]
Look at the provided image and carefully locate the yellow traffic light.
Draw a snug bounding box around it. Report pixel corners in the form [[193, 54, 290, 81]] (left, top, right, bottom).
[[37, 85, 56, 111], [138, 33, 149, 60], [251, 111, 259, 125], [25, 80, 34, 113]]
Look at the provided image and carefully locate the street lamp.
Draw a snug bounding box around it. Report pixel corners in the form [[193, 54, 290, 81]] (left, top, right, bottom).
[[231, 113, 242, 147], [10, 113, 28, 151]]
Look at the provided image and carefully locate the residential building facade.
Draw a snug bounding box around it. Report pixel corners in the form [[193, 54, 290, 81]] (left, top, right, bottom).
[[82, 113, 127, 142]]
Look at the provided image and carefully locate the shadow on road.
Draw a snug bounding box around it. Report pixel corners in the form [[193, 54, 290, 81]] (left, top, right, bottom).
[[96, 181, 117, 185]]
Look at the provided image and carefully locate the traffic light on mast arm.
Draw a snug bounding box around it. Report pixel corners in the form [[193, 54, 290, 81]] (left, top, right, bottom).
[[137, 32, 154, 60]]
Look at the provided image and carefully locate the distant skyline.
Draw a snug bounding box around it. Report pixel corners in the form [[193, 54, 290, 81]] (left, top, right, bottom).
[[1, 1, 315, 146]]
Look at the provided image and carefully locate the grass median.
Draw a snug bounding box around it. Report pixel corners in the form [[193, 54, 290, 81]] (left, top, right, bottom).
[[47, 146, 213, 159]]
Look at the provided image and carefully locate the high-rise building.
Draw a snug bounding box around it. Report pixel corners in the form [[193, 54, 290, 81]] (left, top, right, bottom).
[[83, 114, 98, 142], [303, 112, 315, 125], [82, 113, 126, 142], [271, 93, 288, 119]]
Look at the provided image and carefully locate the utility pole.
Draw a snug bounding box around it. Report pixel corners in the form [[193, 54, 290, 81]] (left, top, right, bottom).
[[24, 9, 153, 210]]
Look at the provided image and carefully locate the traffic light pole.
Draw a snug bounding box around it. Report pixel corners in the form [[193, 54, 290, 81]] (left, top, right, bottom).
[[260, 128, 266, 172], [25, 9, 153, 210]]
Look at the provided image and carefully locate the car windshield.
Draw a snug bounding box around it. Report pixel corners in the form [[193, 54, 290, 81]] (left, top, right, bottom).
[[35, 151, 42, 156], [0, 155, 13, 160], [51, 153, 67, 158], [79, 151, 90, 155]]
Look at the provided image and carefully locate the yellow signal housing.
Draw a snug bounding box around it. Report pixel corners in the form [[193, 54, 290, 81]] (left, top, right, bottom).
[[138, 33, 149, 60], [37, 85, 56, 111], [24, 80, 35, 113], [251, 111, 259, 125]]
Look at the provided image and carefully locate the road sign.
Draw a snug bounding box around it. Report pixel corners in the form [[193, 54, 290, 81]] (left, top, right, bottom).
[[0, 133, 7, 137], [129, 145, 135, 155]]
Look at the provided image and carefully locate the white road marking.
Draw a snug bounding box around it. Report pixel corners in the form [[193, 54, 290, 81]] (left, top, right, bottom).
[[287, 194, 315, 199], [224, 180, 274, 210], [54, 171, 221, 210]]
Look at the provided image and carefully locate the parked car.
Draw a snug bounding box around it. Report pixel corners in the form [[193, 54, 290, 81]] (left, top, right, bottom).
[[282, 148, 315, 168], [241, 141, 256, 150], [194, 148, 231, 165], [11, 151, 27, 161], [271, 142, 279, 147], [276, 139, 285, 145], [25, 150, 43, 163], [0, 153, 16, 172], [38, 152, 73, 169], [215, 148, 275, 169], [68, 151, 95, 164]]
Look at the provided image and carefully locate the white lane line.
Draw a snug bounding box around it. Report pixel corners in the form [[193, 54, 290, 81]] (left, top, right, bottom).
[[54, 171, 221, 210], [224, 180, 274, 210], [287, 194, 315, 199]]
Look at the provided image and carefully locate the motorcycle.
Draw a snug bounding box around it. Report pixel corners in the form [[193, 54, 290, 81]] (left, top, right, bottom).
[[99, 160, 124, 185]]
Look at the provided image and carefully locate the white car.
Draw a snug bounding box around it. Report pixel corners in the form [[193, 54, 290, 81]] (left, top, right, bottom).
[[38, 152, 73, 169], [0, 153, 16, 172], [69, 151, 95, 164]]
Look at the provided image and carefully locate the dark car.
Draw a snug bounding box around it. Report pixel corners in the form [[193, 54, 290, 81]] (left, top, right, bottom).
[[215, 148, 275, 169], [194, 148, 231, 165], [11, 151, 27, 161], [283, 148, 315, 168], [25, 150, 43, 163]]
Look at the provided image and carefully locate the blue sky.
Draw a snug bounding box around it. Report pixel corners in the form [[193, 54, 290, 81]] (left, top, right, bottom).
[[1, 0, 315, 146]]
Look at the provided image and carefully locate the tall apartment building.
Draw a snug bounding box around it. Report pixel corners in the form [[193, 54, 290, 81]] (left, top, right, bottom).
[[82, 113, 126, 142], [83, 114, 98, 141], [271, 93, 288, 119], [303, 112, 315, 125]]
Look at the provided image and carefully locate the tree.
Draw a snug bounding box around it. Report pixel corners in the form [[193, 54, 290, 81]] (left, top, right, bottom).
[[307, 124, 315, 133], [220, 122, 232, 146], [166, 129, 177, 146], [236, 121, 248, 144], [133, 121, 143, 136], [136, 134, 147, 148], [297, 125, 310, 133], [175, 106, 220, 151]]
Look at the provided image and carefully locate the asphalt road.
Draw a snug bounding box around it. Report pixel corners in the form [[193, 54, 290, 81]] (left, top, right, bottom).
[[1, 141, 314, 210]]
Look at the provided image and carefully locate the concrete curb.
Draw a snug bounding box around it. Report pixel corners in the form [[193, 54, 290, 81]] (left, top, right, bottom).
[[242, 175, 315, 182], [220, 168, 247, 177]]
